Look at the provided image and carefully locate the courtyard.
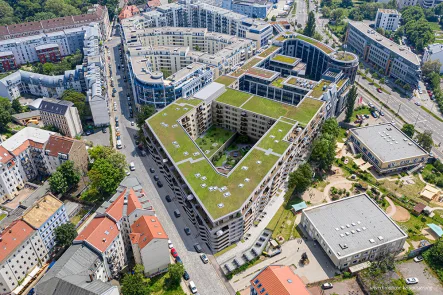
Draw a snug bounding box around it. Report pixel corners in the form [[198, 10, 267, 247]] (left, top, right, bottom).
[[195, 126, 235, 158]]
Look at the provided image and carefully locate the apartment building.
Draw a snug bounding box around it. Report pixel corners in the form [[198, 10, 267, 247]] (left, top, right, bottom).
[[420, 0, 443, 8], [423, 43, 443, 73], [345, 21, 421, 88], [0, 5, 109, 41], [396, 0, 417, 9], [301, 194, 407, 269], [74, 216, 127, 279], [34, 244, 119, 295], [221, 0, 270, 18], [0, 52, 16, 72], [143, 81, 324, 252], [348, 123, 429, 174], [374, 9, 401, 31], [250, 265, 310, 295], [44, 134, 89, 175], [39, 98, 83, 138], [0, 220, 48, 294], [130, 216, 170, 277], [123, 1, 272, 48], [96, 176, 156, 254], [22, 193, 69, 251]]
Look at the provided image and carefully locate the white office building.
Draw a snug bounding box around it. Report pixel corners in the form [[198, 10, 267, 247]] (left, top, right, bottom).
[[375, 9, 401, 31]]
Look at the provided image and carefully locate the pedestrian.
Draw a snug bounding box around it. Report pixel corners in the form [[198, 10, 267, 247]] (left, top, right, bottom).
[[297, 247, 299, 252]]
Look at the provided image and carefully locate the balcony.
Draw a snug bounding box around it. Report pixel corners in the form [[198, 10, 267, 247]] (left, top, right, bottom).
[[241, 112, 247, 117]]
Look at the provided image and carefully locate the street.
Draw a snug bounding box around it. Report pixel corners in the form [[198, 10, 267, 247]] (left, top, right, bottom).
[[103, 31, 232, 295]]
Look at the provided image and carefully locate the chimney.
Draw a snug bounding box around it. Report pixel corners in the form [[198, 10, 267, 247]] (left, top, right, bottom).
[[102, 238, 106, 242]]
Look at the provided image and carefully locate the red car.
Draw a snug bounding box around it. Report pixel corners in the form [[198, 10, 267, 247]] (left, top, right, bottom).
[[377, 88, 382, 93], [171, 248, 178, 258]]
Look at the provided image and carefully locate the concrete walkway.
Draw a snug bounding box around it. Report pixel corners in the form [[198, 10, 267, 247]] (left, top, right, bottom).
[[385, 197, 397, 217]]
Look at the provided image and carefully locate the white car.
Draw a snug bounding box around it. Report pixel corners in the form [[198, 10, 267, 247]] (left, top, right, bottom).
[[415, 101, 421, 106], [405, 277, 419, 285], [131, 121, 135, 126], [413, 256, 423, 262], [200, 254, 209, 264], [168, 240, 174, 249], [419, 89, 423, 94], [130, 162, 135, 171]]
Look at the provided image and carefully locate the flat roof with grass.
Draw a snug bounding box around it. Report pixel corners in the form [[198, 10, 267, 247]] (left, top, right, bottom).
[[258, 45, 280, 58], [246, 68, 278, 80], [215, 76, 236, 87], [271, 54, 298, 65], [309, 80, 331, 98], [271, 77, 286, 88], [242, 58, 262, 70], [295, 35, 334, 54], [147, 89, 323, 220]]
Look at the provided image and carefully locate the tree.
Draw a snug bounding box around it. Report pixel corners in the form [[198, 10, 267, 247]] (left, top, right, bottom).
[[288, 163, 313, 194], [345, 85, 357, 123], [88, 146, 126, 171], [136, 104, 156, 128], [167, 263, 184, 287], [0, 97, 12, 131], [88, 158, 125, 201], [401, 124, 415, 138], [303, 11, 316, 37], [330, 8, 346, 22], [0, 0, 14, 25], [271, 15, 276, 21], [310, 134, 336, 171], [54, 222, 77, 247], [61, 89, 88, 121], [401, 6, 425, 23], [321, 118, 340, 138], [435, 2, 443, 15], [44, 0, 81, 17], [58, 161, 81, 188], [49, 171, 69, 195], [415, 130, 434, 152], [422, 60, 442, 79], [341, 0, 353, 8], [11, 99, 22, 114], [121, 265, 150, 295]]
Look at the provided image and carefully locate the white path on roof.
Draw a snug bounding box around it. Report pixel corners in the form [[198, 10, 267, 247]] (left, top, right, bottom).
[[176, 157, 206, 165], [254, 146, 282, 157], [239, 94, 254, 108], [385, 197, 396, 217]]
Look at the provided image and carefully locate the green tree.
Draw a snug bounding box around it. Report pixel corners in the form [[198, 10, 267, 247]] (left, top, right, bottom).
[[422, 60, 442, 79], [401, 124, 415, 138], [54, 222, 77, 248], [61, 89, 89, 121], [415, 130, 434, 152], [271, 15, 276, 21], [121, 265, 150, 295], [167, 263, 184, 287], [88, 158, 125, 202], [330, 8, 346, 22], [303, 11, 316, 37], [341, 0, 353, 8], [0, 0, 14, 25], [435, 2, 443, 15], [288, 163, 313, 194], [345, 85, 357, 123], [58, 160, 81, 188], [136, 104, 156, 128], [11, 99, 22, 114], [88, 145, 126, 171], [49, 171, 69, 195], [44, 0, 81, 17], [424, 237, 443, 265], [401, 6, 425, 23], [310, 134, 336, 171], [404, 18, 435, 51], [0, 97, 12, 131], [321, 118, 340, 138]]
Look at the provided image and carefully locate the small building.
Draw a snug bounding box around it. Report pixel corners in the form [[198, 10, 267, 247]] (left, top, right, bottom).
[[301, 194, 408, 270], [291, 202, 307, 214], [129, 216, 169, 277], [12, 110, 41, 126], [427, 223, 443, 238], [39, 98, 83, 138], [413, 203, 427, 216], [374, 9, 401, 32], [250, 265, 311, 295], [420, 184, 440, 202], [348, 123, 429, 174]]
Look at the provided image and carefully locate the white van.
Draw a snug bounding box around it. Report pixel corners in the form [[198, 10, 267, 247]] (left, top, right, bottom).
[[129, 162, 135, 171], [116, 140, 122, 149], [188, 281, 197, 294]]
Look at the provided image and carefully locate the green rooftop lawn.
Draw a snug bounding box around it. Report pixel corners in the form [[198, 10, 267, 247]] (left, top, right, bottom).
[[242, 96, 323, 126], [271, 77, 285, 88], [215, 88, 252, 107], [215, 76, 236, 87], [230, 69, 245, 77], [195, 126, 235, 158], [337, 78, 347, 89], [242, 58, 262, 70], [310, 80, 331, 98], [175, 98, 202, 106], [178, 148, 280, 219], [272, 54, 298, 64], [334, 52, 356, 61], [295, 35, 333, 54], [258, 45, 280, 58], [147, 103, 201, 163], [275, 35, 286, 41], [257, 120, 293, 155], [246, 68, 276, 79]]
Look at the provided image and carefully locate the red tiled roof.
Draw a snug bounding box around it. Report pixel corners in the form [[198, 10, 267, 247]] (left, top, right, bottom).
[[126, 188, 143, 216], [118, 5, 140, 20], [130, 216, 167, 249], [0, 220, 35, 263], [105, 189, 126, 222], [75, 217, 119, 253], [0, 146, 13, 165], [148, 0, 161, 7], [251, 265, 311, 295], [44, 135, 75, 157]]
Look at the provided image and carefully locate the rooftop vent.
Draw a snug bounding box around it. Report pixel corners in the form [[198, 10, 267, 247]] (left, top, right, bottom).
[[369, 239, 375, 243], [224, 192, 231, 197], [218, 203, 224, 208], [339, 243, 348, 249], [378, 236, 384, 241], [340, 234, 345, 237], [335, 228, 340, 231], [201, 176, 207, 181], [245, 178, 250, 182], [200, 183, 206, 188], [241, 166, 248, 170], [195, 173, 201, 178], [238, 183, 244, 188]]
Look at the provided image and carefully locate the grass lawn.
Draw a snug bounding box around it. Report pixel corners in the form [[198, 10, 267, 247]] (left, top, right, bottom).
[[295, 35, 333, 53], [242, 58, 262, 70], [174, 98, 202, 106], [215, 88, 252, 107], [271, 77, 285, 88], [195, 126, 235, 158], [380, 175, 426, 204], [215, 76, 236, 87], [272, 54, 298, 64], [337, 127, 349, 143], [258, 45, 280, 58], [148, 272, 186, 295], [0, 214, 6, 221], [266, 195, 302, 241], [242, 96, 323, 126], [352, 106, 371, 121], [214, 243, 237, 257], [213, 152, 228, 166], [310, 80, 331, 98], [257, 120, 292, 155], [70, 208, 89, 226], [397, 212, 432, 242]]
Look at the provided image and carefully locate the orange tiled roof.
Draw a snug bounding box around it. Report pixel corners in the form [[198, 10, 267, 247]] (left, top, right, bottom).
[[126, 188, 143, 216], [75, 217, 119, 253], [251, 265, 311, 295], [44, 135, 75, 157], [0, 220, 35, 263], [147, 0, 161, 8], [0, 146, 13, 164], [105, 189, 126, 222], [118, 5, 140, 20], [130, 216, 167, 249]]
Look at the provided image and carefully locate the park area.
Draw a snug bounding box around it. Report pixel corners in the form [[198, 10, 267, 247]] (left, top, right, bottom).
[[195, 126, 235, 158]]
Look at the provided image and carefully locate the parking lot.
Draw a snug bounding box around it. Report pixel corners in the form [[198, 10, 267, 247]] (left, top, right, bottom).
[[82, 128, 110, 147], [397, 260, 443, 295]]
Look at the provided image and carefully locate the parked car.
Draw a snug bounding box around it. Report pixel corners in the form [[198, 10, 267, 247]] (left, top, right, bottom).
[[379, 110, 384, 116], [171, 248, 178, 258], [194, 243, 202, 253], [415, 101, 421, 106], [174, 209, 181, 218], [129, 162, 135, 171], [377, 88, 382, 93], [364, 114, 370, 119], [149, 168, 155, 173], [165, 195, 172, 202], [184, 227, 191, 235], [85, 130, 91, 136], [112, 92, 115, 97], [157, 181, 163, 188], [322, 283, 333, 290], [189, 281, 197, 294], [183, 271, 190, 281], [371, 111, 378, 118], [405, 278, 419, 285], [413, 256, 423, 262], [154, 175, 160, 181], [131, 121, 134, 126], [175, 256, 182, 264], [200, 254, 209, 264], [168, 240, 173, 249], [102, 128, 107, 133]]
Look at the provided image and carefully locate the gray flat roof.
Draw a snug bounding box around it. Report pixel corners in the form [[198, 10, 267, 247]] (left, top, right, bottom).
[[349, 123, 428, 163], [303, 194, 407, 257], [193, 82, 225, 101]]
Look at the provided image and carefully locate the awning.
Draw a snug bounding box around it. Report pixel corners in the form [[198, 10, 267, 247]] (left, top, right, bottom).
[[291, 201, 307, 212], [427, 223, 443, 237]]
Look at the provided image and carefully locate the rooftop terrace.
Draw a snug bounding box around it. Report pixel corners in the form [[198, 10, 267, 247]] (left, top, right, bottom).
[[271, 54, 298, 65], [258, 45, 280, 58], [147, 87, 323, 220], [295, 35, 334, 54], [309, 80, 331, 98]]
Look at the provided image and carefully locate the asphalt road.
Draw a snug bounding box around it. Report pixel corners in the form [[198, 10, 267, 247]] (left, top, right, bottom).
[[104, 31, 232, 295]]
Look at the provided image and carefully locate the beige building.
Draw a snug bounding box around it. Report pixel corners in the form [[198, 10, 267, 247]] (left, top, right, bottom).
[[348, 123, 429, 174], [39, 98, 83, 138], [130, 215, 169, 277], [0, 220, 48, 294]]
